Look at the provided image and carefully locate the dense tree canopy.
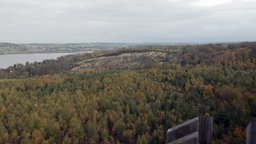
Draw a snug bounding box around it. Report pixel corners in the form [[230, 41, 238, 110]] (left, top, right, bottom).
[[0, 42, 255, 143]]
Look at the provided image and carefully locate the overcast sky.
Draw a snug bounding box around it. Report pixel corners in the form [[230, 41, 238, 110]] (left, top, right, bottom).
[[0, 0, 256, 43]]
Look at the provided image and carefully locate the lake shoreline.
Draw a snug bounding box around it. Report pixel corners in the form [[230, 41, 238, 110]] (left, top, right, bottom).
[[0, 52, 80, 69]]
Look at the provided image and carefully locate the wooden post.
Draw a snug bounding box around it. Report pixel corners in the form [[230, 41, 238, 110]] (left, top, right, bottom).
[[247, 121, 256, 144], [199, 116, 213, 144]]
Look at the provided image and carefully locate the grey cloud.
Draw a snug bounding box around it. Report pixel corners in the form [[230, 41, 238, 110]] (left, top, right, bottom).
[[0, 0, 255, 43]]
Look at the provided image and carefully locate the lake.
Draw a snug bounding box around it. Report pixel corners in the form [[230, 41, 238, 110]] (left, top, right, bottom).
[[0, 53, 73, 69]]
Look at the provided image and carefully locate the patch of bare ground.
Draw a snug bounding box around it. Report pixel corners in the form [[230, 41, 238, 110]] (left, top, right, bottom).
[[70, 51, 167, 73]]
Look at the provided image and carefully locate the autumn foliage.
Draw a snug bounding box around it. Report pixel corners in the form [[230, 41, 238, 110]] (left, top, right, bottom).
[[0, 42, 255, 143]]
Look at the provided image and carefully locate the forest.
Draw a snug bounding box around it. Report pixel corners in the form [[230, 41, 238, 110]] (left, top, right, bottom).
[[0, 42, 255, 143]]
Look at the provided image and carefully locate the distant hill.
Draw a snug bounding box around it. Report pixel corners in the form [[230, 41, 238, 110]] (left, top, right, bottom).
[[0, 42, 129, 54], [0, 41, 255, 78]]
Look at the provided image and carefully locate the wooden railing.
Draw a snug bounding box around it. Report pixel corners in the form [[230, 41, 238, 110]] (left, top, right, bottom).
[[166, 117, 256, 144], [166, 116, 212, 144]]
